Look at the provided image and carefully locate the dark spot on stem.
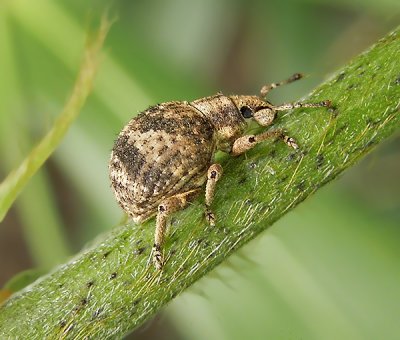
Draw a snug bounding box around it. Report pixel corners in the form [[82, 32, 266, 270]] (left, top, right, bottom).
[[59, 321, 66, 328], [62, 323, 75, 333], [328, 106, 340, 118], [86, 281, 94, 288], [286, 152, 297, 162], [91, 308, 104, 320], [110, 272, 117, 279], [365, 140, 377, 149], [269, 149, 277, 158], [394, 74, 400, 85], [245, 199, 253, 205], [134, 247, 146, 255], [238, 176, 246, 185], [133, 298, 141, 306], [336, 72, 345, 82], [316, 154, 324, 168], [296, 180, 306, 192], [103, 251, 111, 259], [279, 175, 289, 184], [249, 162, 257, 169], [347, 83, 357, 90], [80, 298, 88, 306], [366, 118, 380, 127]]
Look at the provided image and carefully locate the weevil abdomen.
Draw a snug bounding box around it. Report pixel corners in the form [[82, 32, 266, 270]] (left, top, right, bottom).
[[109, 101, 216, 222]]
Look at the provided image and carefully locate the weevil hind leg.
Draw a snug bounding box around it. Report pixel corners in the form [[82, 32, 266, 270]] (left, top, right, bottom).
[[152, 189, 200, 270], [204, 163, 223, 226]]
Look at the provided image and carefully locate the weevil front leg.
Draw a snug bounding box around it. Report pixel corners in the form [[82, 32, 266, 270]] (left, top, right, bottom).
[[153, 189, 200, 270], [231, 129, 298, 156], [204, 163, 223, 226]]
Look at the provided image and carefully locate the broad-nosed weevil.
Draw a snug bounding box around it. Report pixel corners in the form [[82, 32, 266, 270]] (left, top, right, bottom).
[[109, 73, 331, 270]]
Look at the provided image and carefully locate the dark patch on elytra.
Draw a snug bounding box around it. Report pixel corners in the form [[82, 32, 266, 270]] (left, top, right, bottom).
[[316, 154, 324, 169], [110, 272, 117, 279], [112, 134, 146, 180], [137, 104, 214, 141]]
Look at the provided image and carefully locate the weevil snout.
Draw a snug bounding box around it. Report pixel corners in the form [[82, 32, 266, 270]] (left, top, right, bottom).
[[253, 107, 276, 126]]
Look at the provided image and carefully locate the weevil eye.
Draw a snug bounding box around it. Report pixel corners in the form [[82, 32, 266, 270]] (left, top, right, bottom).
[[240, 106, 253, 118]]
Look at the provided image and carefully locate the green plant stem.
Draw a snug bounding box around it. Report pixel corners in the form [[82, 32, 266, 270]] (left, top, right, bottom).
[[0, 26, 399, 339], [0, 15, 112, 223]]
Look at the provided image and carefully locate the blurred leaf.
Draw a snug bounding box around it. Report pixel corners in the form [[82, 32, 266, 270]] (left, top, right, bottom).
[[0, 24, 399, 339], [3, 268, 46, 293], [0, 14, 112, 222]]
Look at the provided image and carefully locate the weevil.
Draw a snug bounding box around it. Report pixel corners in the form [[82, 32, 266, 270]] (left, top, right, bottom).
[[109, 73, 331, 270]]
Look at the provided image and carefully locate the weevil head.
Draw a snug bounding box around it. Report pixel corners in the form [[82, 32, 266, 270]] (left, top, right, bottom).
[[229, 95, 276, 127]]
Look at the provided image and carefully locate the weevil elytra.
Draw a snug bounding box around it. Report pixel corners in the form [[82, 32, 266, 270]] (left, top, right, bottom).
[[109, 73, 331, 270]]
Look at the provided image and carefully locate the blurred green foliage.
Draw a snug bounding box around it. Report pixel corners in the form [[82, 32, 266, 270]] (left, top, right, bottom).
[[0, 0, 399, 339]]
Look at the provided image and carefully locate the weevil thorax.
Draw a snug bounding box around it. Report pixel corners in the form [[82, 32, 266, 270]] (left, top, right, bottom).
[[190, 93, 252, 153]]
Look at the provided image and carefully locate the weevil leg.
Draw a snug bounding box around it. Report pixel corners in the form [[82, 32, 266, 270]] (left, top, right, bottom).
[[204, 163, 223, 226], [231, 129, 298, 156], [260, 73, 303, 97], [253, 100, 331, 129], [272, 100, 331, 111], [153, 189, 200, 270]]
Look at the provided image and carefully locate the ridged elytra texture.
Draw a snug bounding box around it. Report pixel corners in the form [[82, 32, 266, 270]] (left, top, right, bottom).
[[109, 94, 248, 222]]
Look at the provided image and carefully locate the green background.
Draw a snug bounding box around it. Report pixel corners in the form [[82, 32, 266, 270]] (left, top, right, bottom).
[[0, 0, 399, 339]]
